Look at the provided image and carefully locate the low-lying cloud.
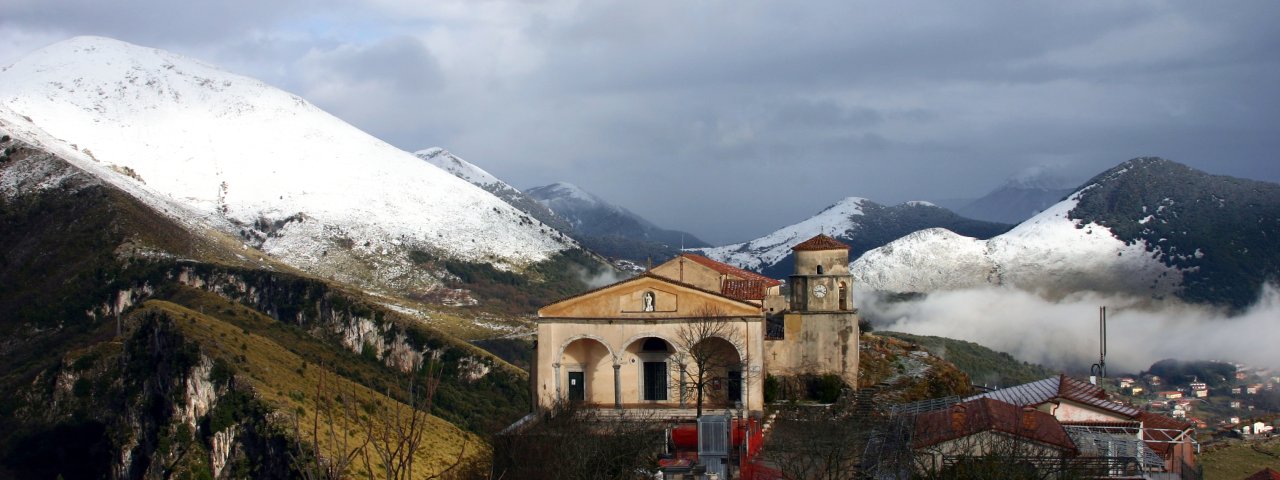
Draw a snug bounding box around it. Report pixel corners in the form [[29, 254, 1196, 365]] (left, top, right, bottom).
[[857, 284, 1280, 374]]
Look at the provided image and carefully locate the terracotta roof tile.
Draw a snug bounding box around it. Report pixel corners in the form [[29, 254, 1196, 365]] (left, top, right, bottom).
[[791, 234, 850, 251], [679, 253, 782, 287], [1247, 468, 1280, 480], [722, 279, 769, 301], [1137, 411, 1193, 457], [913, 398, 1077, 453]]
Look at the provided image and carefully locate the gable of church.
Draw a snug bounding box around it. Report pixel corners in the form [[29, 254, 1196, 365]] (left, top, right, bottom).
[[537, 274, 761, 318]]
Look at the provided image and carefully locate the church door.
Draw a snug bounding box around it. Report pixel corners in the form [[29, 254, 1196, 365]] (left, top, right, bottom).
[[568, 371, 585, 402], [643, 362, 668, 401]]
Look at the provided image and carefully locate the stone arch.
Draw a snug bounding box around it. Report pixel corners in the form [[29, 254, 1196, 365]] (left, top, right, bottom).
[[839, 281, 848, 310], [558, 334, 619, 364], [816, 264, 825, 275], [621, 332, 679, 355], [700, 333, 747, 364]]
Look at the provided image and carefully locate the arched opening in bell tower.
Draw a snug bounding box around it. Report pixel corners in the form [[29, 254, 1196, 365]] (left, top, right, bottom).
[[839, 281, 848, 310]]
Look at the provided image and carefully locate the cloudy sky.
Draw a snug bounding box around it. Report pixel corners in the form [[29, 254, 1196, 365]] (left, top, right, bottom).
[[3, 1, 1278, 244]]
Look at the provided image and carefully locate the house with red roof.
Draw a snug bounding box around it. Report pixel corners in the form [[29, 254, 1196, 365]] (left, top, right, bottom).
[[962, 374, 1198, 476], [913, 398, 1078, 475]]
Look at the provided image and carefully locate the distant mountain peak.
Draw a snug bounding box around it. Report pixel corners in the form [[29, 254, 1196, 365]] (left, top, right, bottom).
[[529, 181, 601, 204], [526, 181, 709, 261]]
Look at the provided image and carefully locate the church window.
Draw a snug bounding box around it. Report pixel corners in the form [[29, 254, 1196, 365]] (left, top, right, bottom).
[[642, 337, 669, 352], [816, 265, 824, 275]]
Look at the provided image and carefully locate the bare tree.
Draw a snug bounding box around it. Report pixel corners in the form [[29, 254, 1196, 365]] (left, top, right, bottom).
[[361, 357, 469, 480], [290, 366, 369, 480], [670, 306, 749, 417], [488, 400, 664, 480]]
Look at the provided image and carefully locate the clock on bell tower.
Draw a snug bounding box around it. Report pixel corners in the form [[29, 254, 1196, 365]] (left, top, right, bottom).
[[788, 234, 854, 313]]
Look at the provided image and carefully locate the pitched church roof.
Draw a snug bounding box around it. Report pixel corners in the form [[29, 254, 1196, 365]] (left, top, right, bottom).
[[791, 234, 850, 251], [538, 271, 762, 315], [678, 253, 782, 287]]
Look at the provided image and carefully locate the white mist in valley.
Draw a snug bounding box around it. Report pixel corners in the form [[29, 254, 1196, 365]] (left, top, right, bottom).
[[857, 284, 1280, 373]]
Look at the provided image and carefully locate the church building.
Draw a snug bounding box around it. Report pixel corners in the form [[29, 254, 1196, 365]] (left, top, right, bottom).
[[533, 234, 861, 416]]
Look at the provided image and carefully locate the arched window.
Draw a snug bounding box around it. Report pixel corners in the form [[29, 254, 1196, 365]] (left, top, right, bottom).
[[816, 265, 824, 275], [839, 281, 848, 310], [642, 337, 669, 352]]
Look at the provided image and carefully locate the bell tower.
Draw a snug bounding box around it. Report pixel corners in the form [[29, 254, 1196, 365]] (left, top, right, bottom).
[[766, 234, 860, 388], [788, 234, 855, 313]]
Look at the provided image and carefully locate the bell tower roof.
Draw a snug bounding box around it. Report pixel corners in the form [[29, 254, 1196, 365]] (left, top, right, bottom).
[[791, 234, 850, 252]]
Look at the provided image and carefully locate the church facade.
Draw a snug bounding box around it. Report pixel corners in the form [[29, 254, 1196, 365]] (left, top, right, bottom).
[[533, 234, 861, 415]]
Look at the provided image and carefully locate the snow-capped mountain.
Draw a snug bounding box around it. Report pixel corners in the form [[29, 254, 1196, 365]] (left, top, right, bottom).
[[954, 168, 1078, 224], [0, 36, 579, 296], [698, 197, 1009, 278], [526, 182, 709, 262], [415, 147, 574, 238], [854, 157, 1280, 308]]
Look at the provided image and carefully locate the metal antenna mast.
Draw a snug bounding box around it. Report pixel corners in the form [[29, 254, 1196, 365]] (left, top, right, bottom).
[[1090, 306, 1107, 384]]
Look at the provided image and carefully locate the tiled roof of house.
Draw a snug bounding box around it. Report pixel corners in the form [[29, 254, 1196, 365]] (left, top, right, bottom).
[[913, 398, 1077, 453], [967, 374, 1141, 418], [679, 253, 782, 287], [1247, 468, 1280, 480], [791, 234, 851, 251]]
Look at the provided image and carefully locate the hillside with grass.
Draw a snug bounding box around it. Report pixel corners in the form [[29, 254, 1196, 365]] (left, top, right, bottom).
[[1200, 437, 1280, 479], [878, 332, 1056, 389], [0, 126, 560, 477]]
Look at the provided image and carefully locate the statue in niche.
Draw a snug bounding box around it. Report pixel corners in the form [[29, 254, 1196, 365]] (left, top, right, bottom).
[[642, 291, 655, 312]]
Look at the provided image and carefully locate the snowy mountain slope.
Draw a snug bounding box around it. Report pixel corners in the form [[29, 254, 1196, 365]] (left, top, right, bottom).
[[853, 193, 1183, 297], [415, 147, 574, 236], [852, 157, 1280, 306], [1066, 158, 1280, 308], [701, 197, 868, 272], [698, 197, 1009, 278], [0, 36, 578, 296], [526, 182, 709, 261]]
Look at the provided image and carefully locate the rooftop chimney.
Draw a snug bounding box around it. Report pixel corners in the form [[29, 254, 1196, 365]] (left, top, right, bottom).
[[1021, 406, 1038, 431], [950, 404, 967, 431]]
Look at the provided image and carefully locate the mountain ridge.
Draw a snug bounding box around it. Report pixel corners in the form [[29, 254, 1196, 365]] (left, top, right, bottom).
[[526, 181, 710, 263], [854, 157, 1280, 309], [698, 197, 1011, 278]]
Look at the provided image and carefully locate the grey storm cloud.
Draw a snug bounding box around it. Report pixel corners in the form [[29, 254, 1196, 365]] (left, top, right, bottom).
[[2, 1, 1279, 244]]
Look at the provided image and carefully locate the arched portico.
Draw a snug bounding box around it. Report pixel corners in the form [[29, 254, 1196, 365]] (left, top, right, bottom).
[[557, 336, 617, 406], [683, 336, 748, 409], [622, 336, 677, 405]]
